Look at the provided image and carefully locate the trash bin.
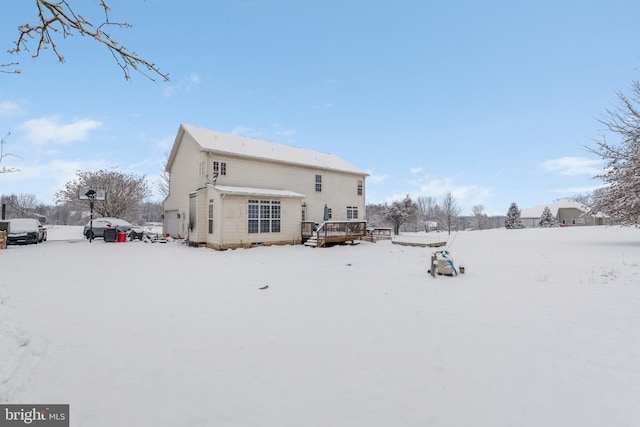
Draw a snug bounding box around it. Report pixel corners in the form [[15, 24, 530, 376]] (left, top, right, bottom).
[[117, 231, 127, 242], [103, 228, 117, 242]]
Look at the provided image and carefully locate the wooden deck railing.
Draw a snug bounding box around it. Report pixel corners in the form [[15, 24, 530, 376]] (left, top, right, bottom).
[[302, 220, 368, 247]]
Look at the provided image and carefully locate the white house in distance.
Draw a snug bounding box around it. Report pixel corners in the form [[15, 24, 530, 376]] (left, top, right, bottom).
[[163, 124, 368, 249], [520, 199, 607, 227]]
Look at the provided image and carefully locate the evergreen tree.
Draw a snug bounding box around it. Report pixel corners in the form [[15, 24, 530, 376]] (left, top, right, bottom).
[[505, 202, 523, 229], [538, 206, 555, 228]]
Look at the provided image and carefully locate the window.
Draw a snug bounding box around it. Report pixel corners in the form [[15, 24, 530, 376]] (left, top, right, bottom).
[[260, 201, 271, 233], [315, 174, 322, 192], [199, 161, 205, 176], [208, 200, 214, 234], [357, 180, 363, 196], [213, 161, 227, 176], [248, 200, 259, 233], [248, 200, 281, 233], [571, 219, 576, 225], [272, 202, 281, 233], [347, 206, 358, 220]]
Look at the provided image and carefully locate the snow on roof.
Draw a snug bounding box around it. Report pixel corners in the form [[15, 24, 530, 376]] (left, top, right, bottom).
[[521, 199, 589, 218], [211, 185, 305, 198], [180, 123, 367, 175]]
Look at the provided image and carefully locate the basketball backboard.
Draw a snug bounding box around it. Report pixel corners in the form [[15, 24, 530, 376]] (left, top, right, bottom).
[[79, 188, 106, 200]]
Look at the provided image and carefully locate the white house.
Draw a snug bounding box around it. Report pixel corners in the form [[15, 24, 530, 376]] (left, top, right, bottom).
[[520, 199, 607, 227], [163, 124, 369, 249]]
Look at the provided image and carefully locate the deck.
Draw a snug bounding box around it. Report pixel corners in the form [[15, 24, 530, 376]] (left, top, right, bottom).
[[302, 220, 368, 247]]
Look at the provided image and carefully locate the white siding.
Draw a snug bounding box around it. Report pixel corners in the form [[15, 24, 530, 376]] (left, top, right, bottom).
[[190, 190, 209, 244], [213, 194, 301, 248], [205, 152, 366, 223], [164, 133, 207, 238]]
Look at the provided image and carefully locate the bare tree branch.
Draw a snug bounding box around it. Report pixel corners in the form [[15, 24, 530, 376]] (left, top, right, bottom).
[[588, 81, 640, 225], [0, 132, 21, 174], [5, 0, 168, 81]]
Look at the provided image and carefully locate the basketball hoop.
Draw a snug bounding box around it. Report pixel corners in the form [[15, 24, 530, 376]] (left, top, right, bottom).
[[79, 188, 105, 243]]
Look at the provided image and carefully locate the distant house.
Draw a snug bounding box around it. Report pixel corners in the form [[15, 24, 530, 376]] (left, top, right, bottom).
[[163, 124, 368, 249], [520, 199, 607, 227]]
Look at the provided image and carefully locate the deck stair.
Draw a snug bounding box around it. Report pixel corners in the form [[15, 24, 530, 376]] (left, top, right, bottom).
[[304, 235, 319, 247]]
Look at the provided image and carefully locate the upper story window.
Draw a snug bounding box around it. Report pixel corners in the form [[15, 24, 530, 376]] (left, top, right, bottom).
[[357, 180, 363, 196], [213, 161, 227, 176], [315, 174, 322, 192], [199, 161, 205, 176]]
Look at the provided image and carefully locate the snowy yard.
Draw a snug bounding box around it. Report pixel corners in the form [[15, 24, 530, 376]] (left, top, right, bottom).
[[1, 225, 639, 426]]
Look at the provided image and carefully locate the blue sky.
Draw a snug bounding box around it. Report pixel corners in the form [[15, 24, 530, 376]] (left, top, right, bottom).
[[1, 0, 638, 215]]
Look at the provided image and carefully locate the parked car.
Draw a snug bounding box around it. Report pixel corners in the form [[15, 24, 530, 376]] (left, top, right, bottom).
[[7, 218, 47, 245], [83, 217, 136, 239]]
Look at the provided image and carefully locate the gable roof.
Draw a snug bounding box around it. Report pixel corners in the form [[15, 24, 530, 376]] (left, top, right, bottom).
[[167, 123, 368, 175], [521, 199, 589, 218]]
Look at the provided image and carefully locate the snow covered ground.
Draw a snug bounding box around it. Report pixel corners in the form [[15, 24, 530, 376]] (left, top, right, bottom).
[[1, 225, 639, 426]]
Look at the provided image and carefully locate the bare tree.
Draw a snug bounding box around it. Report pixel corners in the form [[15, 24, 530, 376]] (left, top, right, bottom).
[[471, 204, 488, 230], [416, 196, 439, 232], [0, 193, 45, 220], [157, 156, 170, 199], [4, 1, 168, 81], [55, 169, 151, 221], [0, 133, 20, 174], [588, 81, 640, 225], [440, 191, 461, 235], [157, 171, 170, 199], [14, 193, 40, 215], [365, 203, 388, 228]]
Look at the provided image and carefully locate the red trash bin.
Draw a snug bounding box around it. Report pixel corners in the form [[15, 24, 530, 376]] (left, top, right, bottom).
[[117, 231, 127, 242]]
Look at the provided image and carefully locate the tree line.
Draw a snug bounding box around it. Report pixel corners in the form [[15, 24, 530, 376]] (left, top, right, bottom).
[[1, 169, 164, 225], [368, 192, 608, 235], [366, 192, 501, 235]]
